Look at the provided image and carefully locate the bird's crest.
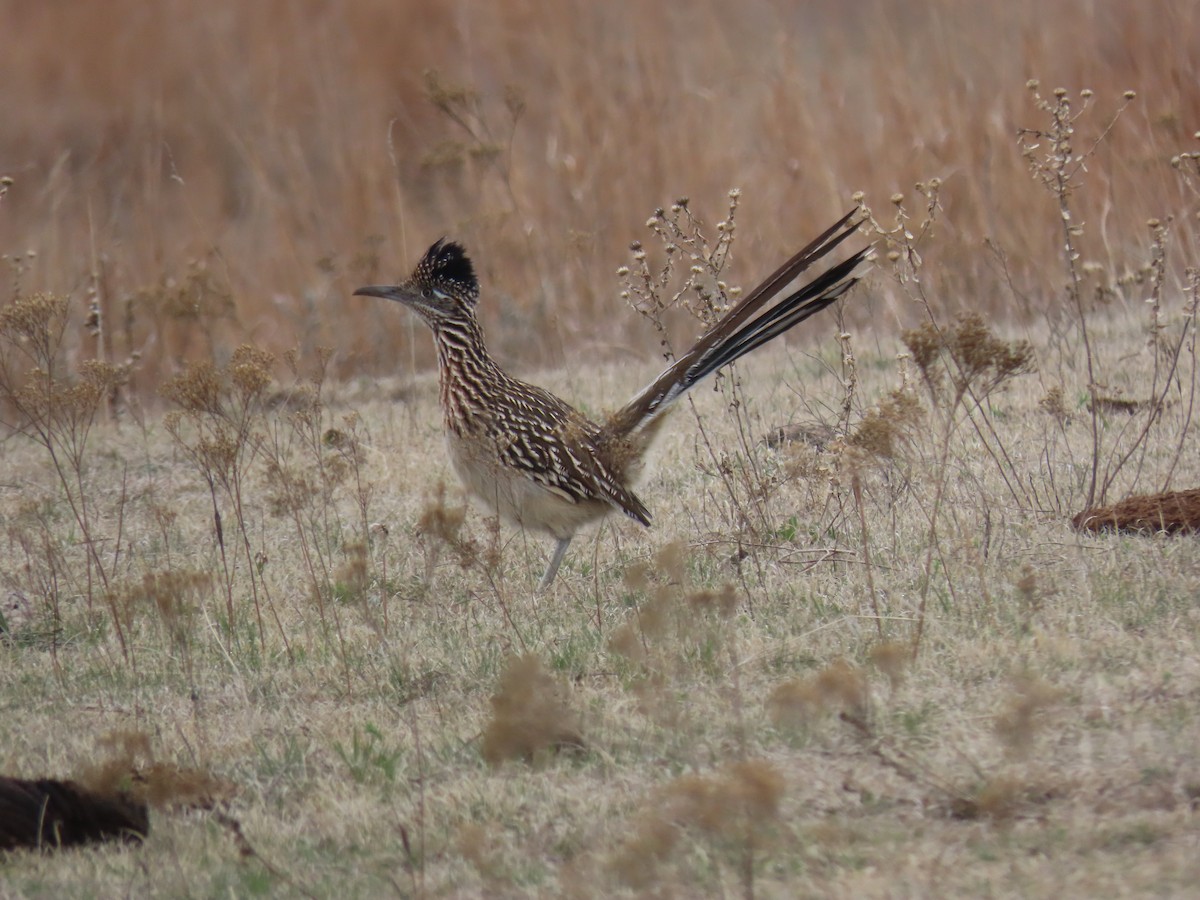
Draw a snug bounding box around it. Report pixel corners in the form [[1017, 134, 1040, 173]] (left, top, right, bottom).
[[416, 238, 479, 304]]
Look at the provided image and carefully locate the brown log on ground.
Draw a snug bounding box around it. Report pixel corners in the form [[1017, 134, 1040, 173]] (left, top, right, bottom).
[[1072, 488, 1200, 534], [0, 776, 148, 851]]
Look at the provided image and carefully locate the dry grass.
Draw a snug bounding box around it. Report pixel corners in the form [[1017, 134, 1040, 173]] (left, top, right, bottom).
[[3, 293, 1200, 894], [3, 1, 1200, 897], [1, 0, 1197, 392]]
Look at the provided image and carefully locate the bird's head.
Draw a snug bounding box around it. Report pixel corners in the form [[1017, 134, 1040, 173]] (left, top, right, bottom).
[[354, 238, 479, 327]]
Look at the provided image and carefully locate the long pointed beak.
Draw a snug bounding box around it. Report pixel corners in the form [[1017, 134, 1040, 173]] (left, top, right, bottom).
[[353, 285, 404, 301]]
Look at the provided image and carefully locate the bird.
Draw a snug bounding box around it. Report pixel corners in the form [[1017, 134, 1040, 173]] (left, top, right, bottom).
[[355, 209, 868, 589]]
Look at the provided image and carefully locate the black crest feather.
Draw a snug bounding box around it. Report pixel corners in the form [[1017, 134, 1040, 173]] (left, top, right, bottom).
[[418, 238, 478, 299]]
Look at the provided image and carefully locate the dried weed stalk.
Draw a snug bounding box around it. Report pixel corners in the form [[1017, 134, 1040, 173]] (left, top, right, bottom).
[[841, 384, 924, 638], [480, 653, 583, 766], [79, 730, 236, 812], [608, 543, 745, 769], [611, 758, 784, 895], [619, 190, 816, 587], [162, 345, 276, 647], [1019, 87, 1199, 514], [609, 542, 738, 684], [0, 292, 132, 655], [414, 481, 514, 635], [899, 312, 1034, 653], [262, 347, 381, 675]]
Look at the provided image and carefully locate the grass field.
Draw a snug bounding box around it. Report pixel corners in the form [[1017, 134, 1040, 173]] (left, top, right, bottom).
[[3, 1, 1200, 897]]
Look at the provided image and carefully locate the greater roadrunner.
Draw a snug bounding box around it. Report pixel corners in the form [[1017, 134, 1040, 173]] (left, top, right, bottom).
[[356, 210, 868, 589]]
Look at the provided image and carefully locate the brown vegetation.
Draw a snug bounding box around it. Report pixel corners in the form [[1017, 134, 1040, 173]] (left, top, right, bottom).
[[1073, 487, 1200, 534], [1, 0, 1197, 396], [2, 1, 1200, 896]]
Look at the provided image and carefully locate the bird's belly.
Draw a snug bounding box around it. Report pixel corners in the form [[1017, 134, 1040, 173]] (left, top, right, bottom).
[[445, 432, 608, 540]]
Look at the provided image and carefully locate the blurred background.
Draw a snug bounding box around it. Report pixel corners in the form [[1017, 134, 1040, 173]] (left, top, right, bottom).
[[0, 0, 1196, 397]]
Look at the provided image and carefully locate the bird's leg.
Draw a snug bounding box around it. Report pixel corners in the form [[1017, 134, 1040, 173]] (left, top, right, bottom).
[[538, 537, 573, 591]]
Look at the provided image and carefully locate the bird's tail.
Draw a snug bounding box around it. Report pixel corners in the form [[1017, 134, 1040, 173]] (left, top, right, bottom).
[[608, 209, 869, 437]]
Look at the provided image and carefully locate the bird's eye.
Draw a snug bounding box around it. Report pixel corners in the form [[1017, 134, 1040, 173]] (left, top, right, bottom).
[[421, 287, 433, 300]]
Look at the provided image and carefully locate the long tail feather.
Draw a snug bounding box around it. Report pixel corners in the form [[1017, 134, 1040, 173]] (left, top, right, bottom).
[[609, 210, 868, 436]]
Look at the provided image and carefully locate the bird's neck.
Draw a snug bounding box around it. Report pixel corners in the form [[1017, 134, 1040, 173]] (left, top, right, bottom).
[[432, 314, 503, 433]]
